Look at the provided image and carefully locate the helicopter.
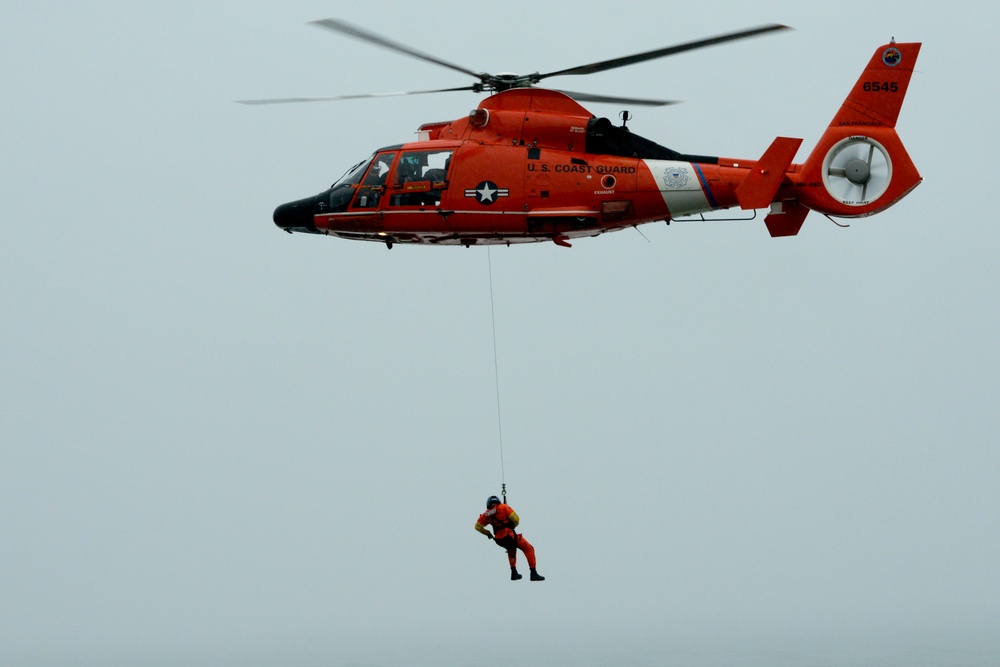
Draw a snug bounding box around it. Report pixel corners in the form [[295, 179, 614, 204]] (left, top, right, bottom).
[[243, 20, 921, 248]]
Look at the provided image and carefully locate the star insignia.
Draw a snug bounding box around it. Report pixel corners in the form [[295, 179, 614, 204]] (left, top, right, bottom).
[[476, 182, 498, 203], [465, 181, 509, 206]]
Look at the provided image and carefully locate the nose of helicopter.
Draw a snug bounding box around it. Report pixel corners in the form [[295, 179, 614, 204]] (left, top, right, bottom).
[[273, 195, 321, 234]]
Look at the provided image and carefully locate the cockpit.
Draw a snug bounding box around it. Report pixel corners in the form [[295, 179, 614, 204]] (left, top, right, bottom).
[[273, 145, 451, 234]]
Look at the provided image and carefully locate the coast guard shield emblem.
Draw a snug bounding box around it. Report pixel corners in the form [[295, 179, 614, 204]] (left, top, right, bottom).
[[664, 167, 690, 189]]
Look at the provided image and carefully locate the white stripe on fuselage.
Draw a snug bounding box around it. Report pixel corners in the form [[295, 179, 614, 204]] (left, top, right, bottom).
[[643, 160, 711, 217]]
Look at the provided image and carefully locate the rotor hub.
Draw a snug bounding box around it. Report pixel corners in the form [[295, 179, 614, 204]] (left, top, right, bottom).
[[845, 158, 871, 184]]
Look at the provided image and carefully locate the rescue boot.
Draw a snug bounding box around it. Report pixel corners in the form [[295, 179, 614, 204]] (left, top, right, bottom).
[[530, 568, 545, 581], [510, 567, 523, 581]]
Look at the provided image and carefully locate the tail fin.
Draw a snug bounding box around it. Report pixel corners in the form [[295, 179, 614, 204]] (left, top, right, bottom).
[[796, 42, 922, 218], [736, 136, 802, 210], [832, 41, 921, 129]]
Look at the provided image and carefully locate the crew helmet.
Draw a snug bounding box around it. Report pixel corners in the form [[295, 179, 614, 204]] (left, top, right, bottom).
[[486, 495, 501, 509]]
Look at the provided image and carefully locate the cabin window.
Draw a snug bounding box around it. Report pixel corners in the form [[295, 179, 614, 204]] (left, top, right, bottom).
[[389, 150, 453, 207]]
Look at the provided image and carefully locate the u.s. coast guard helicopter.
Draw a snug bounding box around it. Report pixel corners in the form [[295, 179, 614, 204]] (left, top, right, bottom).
[[243, 20, 921, 247]]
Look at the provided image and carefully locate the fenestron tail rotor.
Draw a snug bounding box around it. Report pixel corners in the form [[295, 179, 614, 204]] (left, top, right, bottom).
[[239, 19, 791, 107], [822, 137, 892, 205]]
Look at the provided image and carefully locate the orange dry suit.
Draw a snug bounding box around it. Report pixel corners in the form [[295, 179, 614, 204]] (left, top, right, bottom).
[[475, 503, 537, 569]]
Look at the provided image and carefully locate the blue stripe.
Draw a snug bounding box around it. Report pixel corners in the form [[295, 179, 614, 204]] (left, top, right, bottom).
[[692, 163, 718, 209]]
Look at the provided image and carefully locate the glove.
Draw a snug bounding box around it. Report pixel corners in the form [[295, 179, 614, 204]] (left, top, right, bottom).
[[485, 532, 494, 540]]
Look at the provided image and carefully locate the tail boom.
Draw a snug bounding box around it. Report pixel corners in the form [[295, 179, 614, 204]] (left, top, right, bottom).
[[706, 41, 923, 235], [627, 43, 921, 237]]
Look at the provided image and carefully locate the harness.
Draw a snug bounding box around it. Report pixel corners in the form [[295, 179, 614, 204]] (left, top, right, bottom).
[[486, 506, 518, 549]]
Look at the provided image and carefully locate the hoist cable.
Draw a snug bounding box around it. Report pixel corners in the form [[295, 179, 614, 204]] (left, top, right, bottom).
[[487, 247, 506, 494]]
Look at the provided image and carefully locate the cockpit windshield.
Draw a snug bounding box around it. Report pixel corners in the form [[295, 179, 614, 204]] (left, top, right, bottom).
[[322, 155, 376, 212], [331, 155, 374, 189]]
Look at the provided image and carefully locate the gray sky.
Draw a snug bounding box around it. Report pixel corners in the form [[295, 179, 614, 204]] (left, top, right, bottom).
[[2, 2, 998, 665]]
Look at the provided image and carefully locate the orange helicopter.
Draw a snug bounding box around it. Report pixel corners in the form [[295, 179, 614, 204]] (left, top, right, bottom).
[[244, 20, 921, 248]]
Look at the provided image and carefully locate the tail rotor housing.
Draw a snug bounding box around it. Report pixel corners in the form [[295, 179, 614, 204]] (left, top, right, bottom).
[[821, 135, 893, 206]]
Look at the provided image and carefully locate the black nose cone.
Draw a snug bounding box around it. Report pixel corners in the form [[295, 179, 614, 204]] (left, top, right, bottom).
[[273, 195, 321, 234]]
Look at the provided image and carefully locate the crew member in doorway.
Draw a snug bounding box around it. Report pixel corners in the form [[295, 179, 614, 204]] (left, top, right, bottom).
[[474, 495, 545, 581]]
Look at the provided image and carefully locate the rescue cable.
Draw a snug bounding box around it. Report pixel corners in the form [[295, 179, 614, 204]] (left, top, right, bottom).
[[487, 247, 507, 504]]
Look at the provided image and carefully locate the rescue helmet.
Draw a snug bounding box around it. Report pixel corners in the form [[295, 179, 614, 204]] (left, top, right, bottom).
[[486, 495, 501, 509]]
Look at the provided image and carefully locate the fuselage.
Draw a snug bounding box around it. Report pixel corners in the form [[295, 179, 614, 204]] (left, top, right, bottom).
[[273, 88, 774, 246]]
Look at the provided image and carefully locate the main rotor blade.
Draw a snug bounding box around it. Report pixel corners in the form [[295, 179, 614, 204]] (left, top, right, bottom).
[[310, 18, 484, 81], [555, 89, 679, 107], [237, 85, 478, 105], [538, 24, 791, 80]]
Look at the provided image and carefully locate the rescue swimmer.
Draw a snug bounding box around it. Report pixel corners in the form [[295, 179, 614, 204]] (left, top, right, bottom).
[[475, 495, 544, 581]]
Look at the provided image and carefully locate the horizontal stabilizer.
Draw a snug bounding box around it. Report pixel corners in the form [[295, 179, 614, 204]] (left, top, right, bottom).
[[765, 200, 809, 237], [735, 136, 802, 210]]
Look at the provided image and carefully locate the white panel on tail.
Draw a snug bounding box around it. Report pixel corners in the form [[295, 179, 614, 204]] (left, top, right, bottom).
[[643, 160, 711, 217]]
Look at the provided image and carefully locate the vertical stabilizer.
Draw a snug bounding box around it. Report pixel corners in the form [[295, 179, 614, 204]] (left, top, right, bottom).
[[831, 42, 921, 129]]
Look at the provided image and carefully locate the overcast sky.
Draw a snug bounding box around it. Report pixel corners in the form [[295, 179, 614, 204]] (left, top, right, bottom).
[[2, 2, 998, 665]]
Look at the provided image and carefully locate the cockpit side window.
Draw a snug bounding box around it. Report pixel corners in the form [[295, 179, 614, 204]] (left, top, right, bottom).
[[351, 152, 396, 209], [389, 149, 453, 207]]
